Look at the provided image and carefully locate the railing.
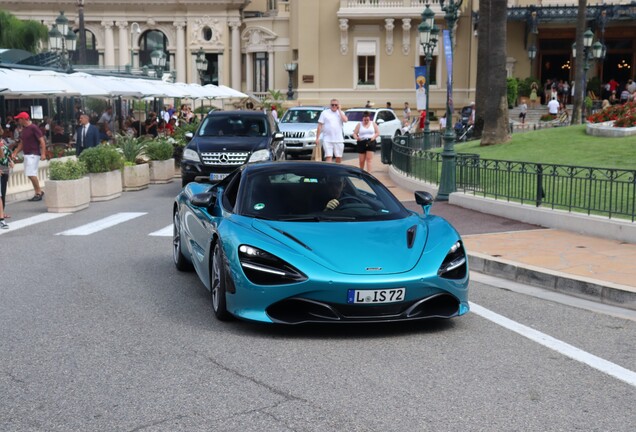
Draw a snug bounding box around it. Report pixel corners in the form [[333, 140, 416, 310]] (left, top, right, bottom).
[[340, 0, 437, 8], [391, 135, 636, 222]]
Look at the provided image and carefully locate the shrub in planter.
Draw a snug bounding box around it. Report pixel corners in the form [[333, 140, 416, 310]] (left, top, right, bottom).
[[46, 159, 90, 213], [79, 144, 124, 173], [146, 138, 176, 184], [145, 138, 174, 161], [115, 134, 148, 164]]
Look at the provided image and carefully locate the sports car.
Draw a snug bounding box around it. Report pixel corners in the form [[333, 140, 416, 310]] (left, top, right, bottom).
[[173, 161, 469, 324]]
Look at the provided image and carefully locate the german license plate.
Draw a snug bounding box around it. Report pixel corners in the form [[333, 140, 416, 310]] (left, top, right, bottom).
[[347, 288, 405, 304], [210, 173, 228, 181]]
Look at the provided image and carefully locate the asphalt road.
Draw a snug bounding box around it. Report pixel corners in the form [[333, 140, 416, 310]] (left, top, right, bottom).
[[1, 177, 635, 432]]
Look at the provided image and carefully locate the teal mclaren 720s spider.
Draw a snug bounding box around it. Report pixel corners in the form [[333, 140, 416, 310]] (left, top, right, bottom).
[[173, 161, 469, 324]]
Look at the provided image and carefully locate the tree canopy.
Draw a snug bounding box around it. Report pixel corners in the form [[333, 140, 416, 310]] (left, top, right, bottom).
[[0, 10, 48, 53]]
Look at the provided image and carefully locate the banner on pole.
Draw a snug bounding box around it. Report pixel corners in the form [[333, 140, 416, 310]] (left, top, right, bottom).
[[443, 29, 453, 117], [414, 66, 427, 111]]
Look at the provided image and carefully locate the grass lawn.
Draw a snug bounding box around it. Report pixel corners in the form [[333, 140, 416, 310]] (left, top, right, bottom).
[[451, 125, 636, 170]]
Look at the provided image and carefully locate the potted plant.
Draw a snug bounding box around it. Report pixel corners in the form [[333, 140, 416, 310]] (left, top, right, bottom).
[[45, 158, 90, 213], [116, 134, 150, 191], [79, 144, 124, 201], [146, 137, 175, 184]]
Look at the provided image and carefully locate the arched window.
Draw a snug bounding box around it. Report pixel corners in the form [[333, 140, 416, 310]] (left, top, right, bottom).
[[71, 29, 99, 65], [139, 30, 169, 71]]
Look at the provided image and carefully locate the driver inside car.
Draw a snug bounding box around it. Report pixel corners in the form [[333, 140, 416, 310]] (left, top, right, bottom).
[[324, 177, 348, 211]]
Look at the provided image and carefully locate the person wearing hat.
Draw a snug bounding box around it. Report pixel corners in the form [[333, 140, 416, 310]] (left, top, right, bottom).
[[11, 112, 46, 201]]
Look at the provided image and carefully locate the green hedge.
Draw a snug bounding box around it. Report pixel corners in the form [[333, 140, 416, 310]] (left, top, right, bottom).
[[49, 159, 87, 180], [79, 144, 124, 173], [145, 138, 174, 161]]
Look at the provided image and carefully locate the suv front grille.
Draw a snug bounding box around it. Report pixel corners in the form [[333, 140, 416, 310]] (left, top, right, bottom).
[[284, 131, 305, 139], [200, 151, 250, 166]]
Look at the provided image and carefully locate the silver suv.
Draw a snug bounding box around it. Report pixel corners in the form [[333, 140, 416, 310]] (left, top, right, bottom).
[[278, 106, 327, 158]]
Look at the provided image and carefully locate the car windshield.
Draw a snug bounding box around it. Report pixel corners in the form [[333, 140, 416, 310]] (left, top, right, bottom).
[[198, 114, 269, 137], [280, 109, 323, 124], [345, 111, 369, 122], [239, 167, 408, 222]]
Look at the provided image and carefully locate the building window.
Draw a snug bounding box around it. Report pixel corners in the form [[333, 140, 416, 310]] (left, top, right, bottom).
[[70, 29, 98, 65], [139, 30, 169, 71], [418, 55, 438, 85], [254, 52, 268, 92], [356, 40, 377, 86]]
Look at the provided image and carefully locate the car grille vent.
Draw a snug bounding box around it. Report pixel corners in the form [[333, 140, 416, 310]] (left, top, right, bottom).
[[200, 151, 250, 166], [283, 131, 305, 138]]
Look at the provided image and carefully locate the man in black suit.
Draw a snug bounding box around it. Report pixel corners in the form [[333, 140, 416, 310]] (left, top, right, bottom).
[[76, 113, 100, 156]]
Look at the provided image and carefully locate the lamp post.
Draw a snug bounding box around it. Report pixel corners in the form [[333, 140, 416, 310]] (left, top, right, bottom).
[[150, 48, 167, 79], [283, 62, 298, 100], [195, 47, 208, 84], [48, 11, 77, 71], [572, 28, 603, 116], [528, 44, 536, 76], [436, 0, 463, 201], [77, 0, 86, 65], [418, 3, 439, 149]]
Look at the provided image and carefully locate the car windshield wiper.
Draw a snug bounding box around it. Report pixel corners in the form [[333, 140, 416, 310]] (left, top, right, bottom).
[[277, 214, 356, 222]]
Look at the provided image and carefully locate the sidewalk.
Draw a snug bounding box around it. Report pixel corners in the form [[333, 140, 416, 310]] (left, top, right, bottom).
[[348, 157, 636, 311]]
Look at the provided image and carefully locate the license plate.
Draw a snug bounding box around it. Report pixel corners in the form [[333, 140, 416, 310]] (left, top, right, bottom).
[[285, 140, 300, 144], [210, 173, 228, 181], [347, 288, 405, 304]]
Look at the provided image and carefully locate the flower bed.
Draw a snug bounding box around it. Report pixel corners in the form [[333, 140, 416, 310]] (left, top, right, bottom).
[[587, 101, 636, 127]]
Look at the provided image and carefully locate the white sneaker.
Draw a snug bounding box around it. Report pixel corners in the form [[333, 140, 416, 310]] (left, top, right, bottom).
[[0, 219, 8, 229]]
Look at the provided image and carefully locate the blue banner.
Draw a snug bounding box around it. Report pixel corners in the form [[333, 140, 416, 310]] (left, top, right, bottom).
[[443, 30, 453, 117], [414, 65, 427, 111]]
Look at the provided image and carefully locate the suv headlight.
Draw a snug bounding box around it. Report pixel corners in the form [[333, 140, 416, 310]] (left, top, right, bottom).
[[183, 148, 200, 163], [307, 129, 317, 138], [248, 149, 270, 163]]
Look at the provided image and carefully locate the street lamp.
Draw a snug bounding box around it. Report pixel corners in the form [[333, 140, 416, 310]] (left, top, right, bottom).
[[195, 47, 209, 84], [283, 62, 298, 100], [150, 48, 167, 79], [418, 3, 439, 149], [436, 0, 463, 202], [48, 11, 77, 71], [528, 44, 537, 76], [572, 28, 603, 113], [77, 0, 86, 65], [130, 22, 141, 69]]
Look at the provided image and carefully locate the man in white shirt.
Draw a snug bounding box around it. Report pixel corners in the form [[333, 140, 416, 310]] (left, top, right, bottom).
[[547, 98, 560, 117], [316, 99, 348, 163]]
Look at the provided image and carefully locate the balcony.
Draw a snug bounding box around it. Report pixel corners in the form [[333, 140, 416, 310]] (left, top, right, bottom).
[[337, 0, 447, 19]]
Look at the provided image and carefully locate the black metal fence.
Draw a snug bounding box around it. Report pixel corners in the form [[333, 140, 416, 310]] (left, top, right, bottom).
[[391, 135, 636, 222]]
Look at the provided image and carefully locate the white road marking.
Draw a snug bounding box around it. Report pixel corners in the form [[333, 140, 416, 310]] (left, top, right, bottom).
[[470, 302, 636, 388], [0, 213, 70, 235], [56, 212, 147, 236], [149, 224, 173, 237]]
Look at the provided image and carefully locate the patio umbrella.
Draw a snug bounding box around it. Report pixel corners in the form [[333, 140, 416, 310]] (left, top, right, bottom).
[[0, 68, 68, 97]]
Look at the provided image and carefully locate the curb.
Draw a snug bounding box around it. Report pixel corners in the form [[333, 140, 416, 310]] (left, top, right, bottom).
[[468, 252, 636, 311]]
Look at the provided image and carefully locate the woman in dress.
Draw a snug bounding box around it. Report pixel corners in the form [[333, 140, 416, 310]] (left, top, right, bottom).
[[529, 82, 539, 109], [352, 111, 380, 172]]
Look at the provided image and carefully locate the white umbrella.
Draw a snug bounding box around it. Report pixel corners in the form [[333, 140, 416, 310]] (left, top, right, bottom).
[[206, 84, 248, 99], [27, 70, 110, 97], [188, 83, 226, 99], [0, 68, 68, 96]]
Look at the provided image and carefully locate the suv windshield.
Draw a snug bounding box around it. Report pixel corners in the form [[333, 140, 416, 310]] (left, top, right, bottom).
[[198, 114, 269, 137], [280, 109, 323, 124], [345, 111, 370, 122]]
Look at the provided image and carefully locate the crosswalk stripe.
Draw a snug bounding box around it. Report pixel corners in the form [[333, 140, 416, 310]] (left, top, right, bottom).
[[149, 224, 173, 237], [56, 212, 147, 236], [0, 213, 71, 235]]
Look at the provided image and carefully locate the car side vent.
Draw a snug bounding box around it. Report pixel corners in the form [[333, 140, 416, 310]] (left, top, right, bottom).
[[406, 225, 417, 249]]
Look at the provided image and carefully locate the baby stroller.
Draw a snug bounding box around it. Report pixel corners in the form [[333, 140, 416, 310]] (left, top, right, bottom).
[[454, 105, 474, 141]]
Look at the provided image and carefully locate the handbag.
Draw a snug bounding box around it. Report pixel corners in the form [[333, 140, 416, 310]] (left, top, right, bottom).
[[311, 142, 322, 161]]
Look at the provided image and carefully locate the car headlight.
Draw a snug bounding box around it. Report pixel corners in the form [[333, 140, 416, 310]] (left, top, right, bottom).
[[183, 148, 200, 163], [248, 149, 270, 163], [238, 244, 307, 285], [437, 241, 467, 279], [307, 129, 316, 138]]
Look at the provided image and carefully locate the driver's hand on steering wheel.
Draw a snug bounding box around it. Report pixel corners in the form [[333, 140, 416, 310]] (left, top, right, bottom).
[[324, 198, 339, 211]]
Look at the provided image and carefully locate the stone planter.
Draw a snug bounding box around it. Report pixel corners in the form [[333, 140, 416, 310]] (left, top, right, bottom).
[[149, 158, 175, 184], [45, 177, 90, 213], [122, 164, 150, 191], [88, 170, 122, 201]]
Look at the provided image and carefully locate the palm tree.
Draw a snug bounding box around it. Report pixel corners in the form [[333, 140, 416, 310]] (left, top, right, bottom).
[[474, 0, 510, 146], [0, 10, 48, 53], [570, 0, 587, 125]]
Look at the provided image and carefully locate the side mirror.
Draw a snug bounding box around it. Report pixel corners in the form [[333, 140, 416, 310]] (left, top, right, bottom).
[[376, 119, 385, 125], [185, 132, 193, 142], [190, 191, 216, 208], [414, 191, 434, 216], [273, 131, 284, 140]]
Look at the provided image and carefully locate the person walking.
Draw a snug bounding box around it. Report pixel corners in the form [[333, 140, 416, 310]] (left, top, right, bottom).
[[1, 131, 14, 228], [316, 99, 348, 163], [353, 111, 380, 172], [518, 101, 528, 124], [11, 112, 46, 202], [75, 114, 100, 156]]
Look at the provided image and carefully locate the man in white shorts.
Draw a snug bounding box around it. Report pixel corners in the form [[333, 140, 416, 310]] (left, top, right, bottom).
[[11, 112, 47, 201], [316, 99, 348, 163]]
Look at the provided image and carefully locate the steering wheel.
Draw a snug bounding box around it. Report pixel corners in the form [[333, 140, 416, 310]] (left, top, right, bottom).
[[337, 196, 364, 205]]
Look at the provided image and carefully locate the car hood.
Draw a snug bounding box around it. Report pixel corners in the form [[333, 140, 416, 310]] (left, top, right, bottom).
[[342, 121, 360, 135], [192, 136, 268, 152], [251, 216, 428, 275], [278, 123, 318, 132]]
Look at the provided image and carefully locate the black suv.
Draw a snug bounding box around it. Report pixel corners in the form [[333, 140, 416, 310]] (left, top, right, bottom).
[[180, 110, 285, 186]]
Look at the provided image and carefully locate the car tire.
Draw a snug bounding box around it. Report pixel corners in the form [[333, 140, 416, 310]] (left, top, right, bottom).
[[182, 175, 195, 188], [173, 211, 193, 271], [211, 242, 232, 321]]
